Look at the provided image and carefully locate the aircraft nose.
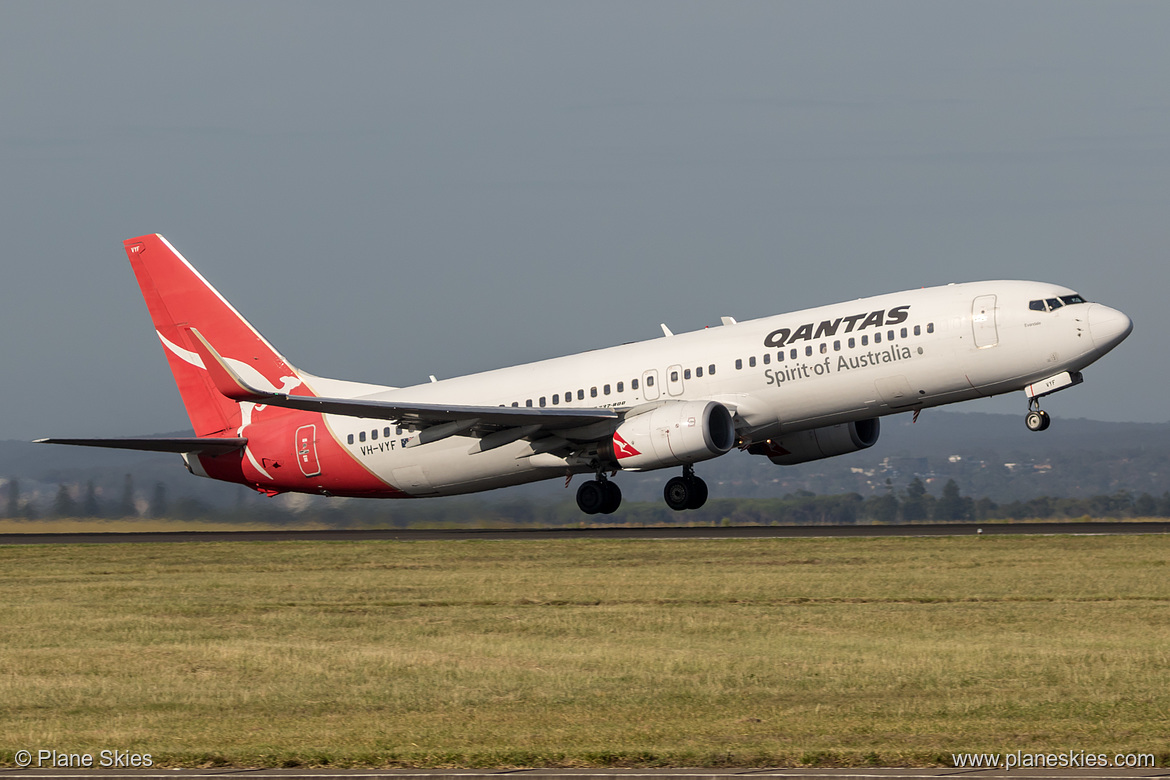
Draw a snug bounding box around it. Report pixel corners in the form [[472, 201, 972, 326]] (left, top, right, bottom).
[[1087, 304, 1133, 352]]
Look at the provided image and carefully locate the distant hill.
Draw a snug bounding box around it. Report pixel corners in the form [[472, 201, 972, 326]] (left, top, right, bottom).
[[3, 411, 1168, 515]]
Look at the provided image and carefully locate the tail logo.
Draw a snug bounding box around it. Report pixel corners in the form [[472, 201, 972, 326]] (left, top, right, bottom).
[[157, 330, 303, 395]]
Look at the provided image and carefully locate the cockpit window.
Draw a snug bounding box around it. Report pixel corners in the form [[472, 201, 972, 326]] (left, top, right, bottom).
[[1030, 294, 1089, 313]]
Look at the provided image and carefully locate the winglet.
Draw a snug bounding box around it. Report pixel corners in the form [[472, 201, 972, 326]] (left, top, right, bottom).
[[183, 327, 273, 403]]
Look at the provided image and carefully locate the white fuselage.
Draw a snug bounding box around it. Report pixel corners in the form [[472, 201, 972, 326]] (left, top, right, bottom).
[[318, 280, 1128, 497]]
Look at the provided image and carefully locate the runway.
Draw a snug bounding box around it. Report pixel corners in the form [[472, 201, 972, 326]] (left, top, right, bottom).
[[0, 520, 1166, 545], [0, 768, 1167, 780]]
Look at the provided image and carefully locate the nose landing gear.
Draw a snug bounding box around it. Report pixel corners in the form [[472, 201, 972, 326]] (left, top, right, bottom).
[[664, 465, 709, 511], [1025, 398, 1051, 432]]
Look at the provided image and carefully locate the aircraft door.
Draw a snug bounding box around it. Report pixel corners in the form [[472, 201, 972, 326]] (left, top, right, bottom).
[[666, 364, 685, 396], [972, 295, 999, 348], [295, 424, 322, 477], [642, 369, 660, 401]]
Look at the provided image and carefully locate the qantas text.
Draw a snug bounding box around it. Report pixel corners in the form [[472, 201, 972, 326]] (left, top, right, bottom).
[[764, 306, 910, 349]]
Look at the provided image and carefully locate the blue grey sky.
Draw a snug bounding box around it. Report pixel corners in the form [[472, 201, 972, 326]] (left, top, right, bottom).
[[3, 1, 1166, 440]]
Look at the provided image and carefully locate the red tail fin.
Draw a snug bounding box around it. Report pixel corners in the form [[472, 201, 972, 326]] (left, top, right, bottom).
[[123, 234, 311, 437]]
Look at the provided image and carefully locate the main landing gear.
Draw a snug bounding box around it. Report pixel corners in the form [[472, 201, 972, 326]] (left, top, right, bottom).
[[664, 465, 708, 511], [1025, 397, 1052, 432], [576, 474, 622, 515]]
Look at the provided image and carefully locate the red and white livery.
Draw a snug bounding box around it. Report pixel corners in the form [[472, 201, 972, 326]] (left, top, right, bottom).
[[39, 234, 1133, 514]]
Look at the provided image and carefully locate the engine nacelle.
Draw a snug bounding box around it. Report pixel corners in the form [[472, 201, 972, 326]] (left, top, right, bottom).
[[605, 400, 736, 471], [748, 418, 880, 466]]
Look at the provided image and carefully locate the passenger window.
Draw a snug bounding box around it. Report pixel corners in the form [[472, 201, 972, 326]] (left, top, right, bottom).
[[396, 427, 403, 435], [695, 366, 703, 377], [604, 384, 611, 395], [820, 343, 827, 354], [617, 381, 624, 392], [347, 434, 354, 444], [762, 354, 770, 365], [709, 364, 715, 375], [670, 371, 679, 382], [913, 325, 921, 336], [887, 330, 894, 340], [927, 323, 935, 333], [777, 351, 784, 362], [790, 349, 797, 360], [861, 335, 869, 346], [735, 358, 743, 370], [553, 394, 559, 405], [512, 401, 519, 407], [683, 369, 691, 380], [359, 431, 366, 442], [590, 387, 598, 398], [578, 389, 585, 400], [566, 390, 572, 402], [526, 399, 533, 407], [805, 346, 813, 356], [540, 397, 546, 407], [833, 340, 841, 351], [646, 375, 655, 387], [384, 427, 391, 438], [901, 327, 908, 338], [848, 338, 855, 348], [749, 356, 756, 367], [632, 378, 639, 390], [371, 429, 378, 440], [875, 332, 882, 343]]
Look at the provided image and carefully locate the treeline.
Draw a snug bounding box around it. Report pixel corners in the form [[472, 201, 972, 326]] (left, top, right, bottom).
[[581, 478, 1170, 527], [3, 475, 178, 520], [5, 475, 1170, 527]]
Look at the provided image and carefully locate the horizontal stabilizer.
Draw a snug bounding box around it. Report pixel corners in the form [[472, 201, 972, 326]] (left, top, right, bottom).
[[34, 437, 248, 455]]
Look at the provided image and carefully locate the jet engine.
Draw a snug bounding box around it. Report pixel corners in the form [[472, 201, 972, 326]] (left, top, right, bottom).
[[604, 400, 736, 471], [747, 418, 879, 466]]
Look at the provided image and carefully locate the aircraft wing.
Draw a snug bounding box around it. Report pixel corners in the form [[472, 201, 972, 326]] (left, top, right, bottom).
[[34, 437, 248, 454], [231, 394, 619, 428], [183, 327, 620, 433]]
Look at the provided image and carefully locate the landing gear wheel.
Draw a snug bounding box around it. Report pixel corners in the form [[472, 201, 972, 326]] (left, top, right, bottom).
[[578, 479, 622, 515], [686, 476, 708, 510], [1025, 409, 1051, 432], [600, 480, 622, 514], [665, 465, 711, 511], [664, 476, 692, 511], [576, 480, 606, 514]]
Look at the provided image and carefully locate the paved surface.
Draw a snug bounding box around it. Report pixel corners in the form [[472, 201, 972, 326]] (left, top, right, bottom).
[[0, 521, 1167, 546], [1, 769, 1167, 780]]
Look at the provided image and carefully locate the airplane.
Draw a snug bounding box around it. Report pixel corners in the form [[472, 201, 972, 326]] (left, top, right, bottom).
[[38, 234, 1133, 515]]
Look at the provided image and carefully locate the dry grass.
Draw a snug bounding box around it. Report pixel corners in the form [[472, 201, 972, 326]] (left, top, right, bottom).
[[0, 534, 1168, 767]]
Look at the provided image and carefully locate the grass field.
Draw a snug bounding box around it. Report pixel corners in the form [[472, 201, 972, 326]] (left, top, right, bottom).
[[1, 534, 1168, 768]]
